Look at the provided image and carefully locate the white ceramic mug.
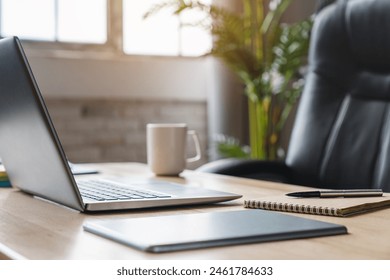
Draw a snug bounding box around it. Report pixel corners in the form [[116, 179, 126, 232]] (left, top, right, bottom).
[[147, 123, 201, 176]]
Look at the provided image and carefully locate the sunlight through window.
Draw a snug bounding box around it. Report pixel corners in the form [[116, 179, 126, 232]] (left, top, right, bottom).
[[1, 0, 55, 41], [0, 0, 107, 43], [0, 0, 211, 56], [123, 0, 212, 56]]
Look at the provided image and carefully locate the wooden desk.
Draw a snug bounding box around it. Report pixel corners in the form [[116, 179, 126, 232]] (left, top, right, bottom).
[[0, 162, 389, 260]]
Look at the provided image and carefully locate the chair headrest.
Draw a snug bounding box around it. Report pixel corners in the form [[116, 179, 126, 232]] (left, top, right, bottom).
[[346, 0, 390, 68], [313, 0, 390, 69]]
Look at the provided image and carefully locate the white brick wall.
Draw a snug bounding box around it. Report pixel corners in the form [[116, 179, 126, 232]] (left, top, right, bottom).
[[45, 98, 208, 169]]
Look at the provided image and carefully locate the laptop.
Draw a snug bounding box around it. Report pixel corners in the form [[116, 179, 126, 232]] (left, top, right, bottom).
[[0, 37, 241, 212]]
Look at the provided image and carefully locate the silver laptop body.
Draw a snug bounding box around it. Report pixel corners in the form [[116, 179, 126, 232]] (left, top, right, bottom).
[[0, 37, 241, 212]]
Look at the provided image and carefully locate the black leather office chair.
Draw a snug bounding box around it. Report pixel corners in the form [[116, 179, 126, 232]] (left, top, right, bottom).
[[198, 0, 390, 192]]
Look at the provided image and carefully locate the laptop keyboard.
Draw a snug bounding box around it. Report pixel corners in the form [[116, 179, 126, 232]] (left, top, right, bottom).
[[77, 179, 172, 201]]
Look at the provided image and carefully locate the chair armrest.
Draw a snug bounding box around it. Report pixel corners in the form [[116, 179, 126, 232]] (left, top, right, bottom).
[[196, 158, 292, 183]]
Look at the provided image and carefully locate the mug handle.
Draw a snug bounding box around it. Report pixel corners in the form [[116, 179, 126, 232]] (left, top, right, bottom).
[[187, 130, 201, 163]]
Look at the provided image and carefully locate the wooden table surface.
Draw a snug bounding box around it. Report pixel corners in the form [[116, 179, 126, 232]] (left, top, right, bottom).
[[0, 162, 389, 260]]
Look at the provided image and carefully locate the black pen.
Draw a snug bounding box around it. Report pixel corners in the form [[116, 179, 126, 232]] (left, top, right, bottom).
[[286, 189, 383, 198]]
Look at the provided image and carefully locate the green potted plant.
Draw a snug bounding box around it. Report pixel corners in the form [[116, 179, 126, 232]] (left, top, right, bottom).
[[146, 0, 312, 160]]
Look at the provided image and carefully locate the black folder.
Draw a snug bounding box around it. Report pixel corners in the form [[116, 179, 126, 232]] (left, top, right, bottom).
[[83, 209, 347, 253]]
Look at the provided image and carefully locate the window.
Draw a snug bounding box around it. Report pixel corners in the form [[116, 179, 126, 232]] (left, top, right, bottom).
[[0, 0, 212, 57], [57, 0, 107, 43], [123, 0, 212, 56], [1, 0, 56, 41], [0, 0, 107, 43]]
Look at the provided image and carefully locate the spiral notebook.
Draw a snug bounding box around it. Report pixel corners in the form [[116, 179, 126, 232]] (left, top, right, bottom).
[[244, 194, 390, 217]]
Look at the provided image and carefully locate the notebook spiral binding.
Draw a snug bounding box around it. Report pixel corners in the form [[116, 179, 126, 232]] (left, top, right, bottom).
[[244, 200, 340, 216]]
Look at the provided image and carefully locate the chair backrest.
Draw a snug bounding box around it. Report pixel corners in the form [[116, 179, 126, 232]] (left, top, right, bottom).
[[286, 0, 390, 191]]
